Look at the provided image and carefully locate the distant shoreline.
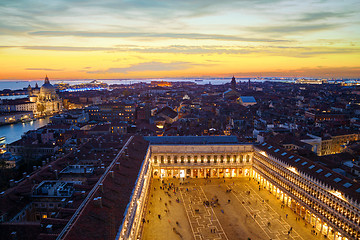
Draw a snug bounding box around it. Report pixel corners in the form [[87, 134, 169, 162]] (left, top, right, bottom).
[[0, 77, 296, 81], [0, 78, 296, 91]]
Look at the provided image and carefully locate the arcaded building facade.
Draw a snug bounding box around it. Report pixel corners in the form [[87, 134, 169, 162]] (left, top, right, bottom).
[[118, 136, 360, 240], [151, 143, 253, 179]]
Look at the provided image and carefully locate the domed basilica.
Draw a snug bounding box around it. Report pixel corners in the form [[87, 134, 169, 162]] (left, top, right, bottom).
[[28, 76, 63, 116]]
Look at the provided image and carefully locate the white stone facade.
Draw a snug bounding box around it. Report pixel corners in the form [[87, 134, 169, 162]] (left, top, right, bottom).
[[118, 141, 360, 240]]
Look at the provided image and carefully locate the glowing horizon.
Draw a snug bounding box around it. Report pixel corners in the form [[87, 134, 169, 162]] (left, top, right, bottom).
[[1, 0, 359, 80]]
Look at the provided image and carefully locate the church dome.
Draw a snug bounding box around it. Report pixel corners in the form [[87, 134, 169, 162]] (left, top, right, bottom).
[[40, 76, 56, 94]]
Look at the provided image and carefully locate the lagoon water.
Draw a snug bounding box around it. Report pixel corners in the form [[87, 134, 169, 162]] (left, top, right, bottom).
[[0, 117, 50, 144]]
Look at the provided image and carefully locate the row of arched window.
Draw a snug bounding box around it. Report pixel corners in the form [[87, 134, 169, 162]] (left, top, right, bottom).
[[152, 154, 251, 164]]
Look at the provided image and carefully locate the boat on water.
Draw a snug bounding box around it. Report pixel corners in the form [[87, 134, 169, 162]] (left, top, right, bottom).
[[195, 79, 203, 82]]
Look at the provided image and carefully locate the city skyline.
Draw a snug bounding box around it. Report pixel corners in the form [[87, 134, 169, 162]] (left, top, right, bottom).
[[1, 0, 360, 80]]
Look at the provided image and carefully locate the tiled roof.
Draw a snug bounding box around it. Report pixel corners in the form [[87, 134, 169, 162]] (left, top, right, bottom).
[[157, 106, 178, 119], [63, 136, 149, 240], [89, 124, 110, 132], [240, 96, 256, 103], [0, 134, 130, 239], [0, 222, 41, 240], [144, 136, 239, 144]]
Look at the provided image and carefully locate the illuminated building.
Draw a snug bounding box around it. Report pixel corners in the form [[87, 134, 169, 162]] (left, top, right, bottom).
[[118, 136, 360, 240], [0, 111, 33, 124], [150, 81, 172, 87], [299, 131, 359, 156], [28, 76, 63, 116], [86, 102, 135, 123], [296, 79, 324, 84]]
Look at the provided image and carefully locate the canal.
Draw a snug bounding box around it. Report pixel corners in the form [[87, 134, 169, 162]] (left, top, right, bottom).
[[0, 117, 50, 144]]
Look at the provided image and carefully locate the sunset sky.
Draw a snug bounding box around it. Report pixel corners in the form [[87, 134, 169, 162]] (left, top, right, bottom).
[[0, 0, 359, 80]]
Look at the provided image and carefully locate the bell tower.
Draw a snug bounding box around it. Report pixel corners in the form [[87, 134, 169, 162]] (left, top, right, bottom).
[[231, 76, 236, 90]]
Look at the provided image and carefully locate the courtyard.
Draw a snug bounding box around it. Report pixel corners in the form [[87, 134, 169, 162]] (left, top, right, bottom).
[[141, 177, 325, 240]]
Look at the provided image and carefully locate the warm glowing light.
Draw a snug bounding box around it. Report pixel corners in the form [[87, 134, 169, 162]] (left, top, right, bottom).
[[259, 151, 268, 157], [156, 123, 164, 129], [151, 81, 172, 87], [160, 169, 165, 178], [329, 190, 347, 201], [287, 167, 298, 174]]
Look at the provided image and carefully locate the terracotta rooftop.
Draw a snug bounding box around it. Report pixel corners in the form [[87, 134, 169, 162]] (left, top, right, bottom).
[[62, 136, 149, 240], [89, 124, 110, 132], [157, 106, 178, 119], [0, 222, 41, 240], [0, 134, 131, 240]]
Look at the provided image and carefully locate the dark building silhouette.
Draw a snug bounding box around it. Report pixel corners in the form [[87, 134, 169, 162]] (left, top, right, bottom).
[[231, 76, 236, 90]]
